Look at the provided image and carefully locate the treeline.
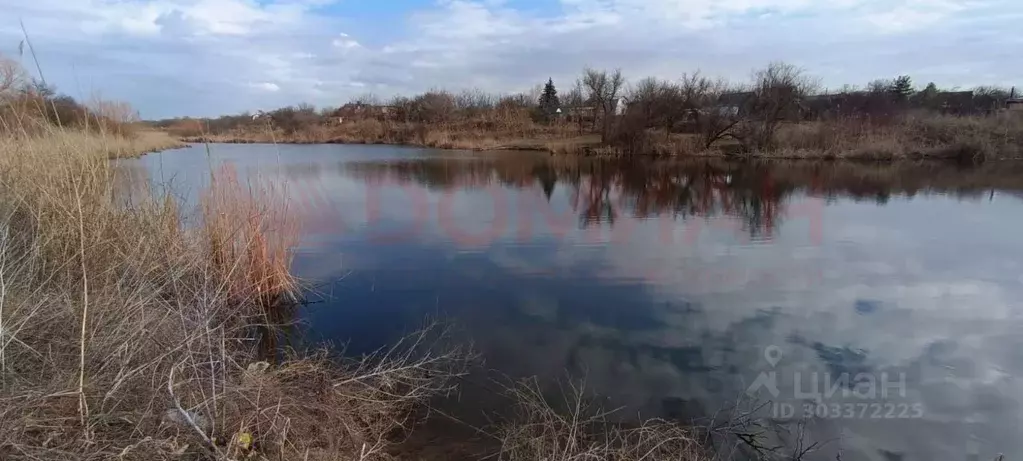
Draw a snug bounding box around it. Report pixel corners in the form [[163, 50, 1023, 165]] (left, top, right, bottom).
[[603, 63, 1019, 154], [150, 87, 569, 137], [0, 54, 138, 136], [149, 62, 1022, 158]]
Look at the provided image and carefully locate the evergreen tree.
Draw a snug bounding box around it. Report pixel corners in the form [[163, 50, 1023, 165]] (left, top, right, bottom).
[[889, 75, 914, 102], [538, 78, 560, 116]]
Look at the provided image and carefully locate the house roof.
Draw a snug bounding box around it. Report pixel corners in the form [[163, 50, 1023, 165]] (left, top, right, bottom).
[[927, 91, 974, 109], [717, 92, 754, 106], [332, 103, 395, 116]]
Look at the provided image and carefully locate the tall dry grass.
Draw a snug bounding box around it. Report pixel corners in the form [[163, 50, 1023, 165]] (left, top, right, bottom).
[[771, 113, 1023, 161], [180, 117, 582, 151], [0, 124, 468, 460]]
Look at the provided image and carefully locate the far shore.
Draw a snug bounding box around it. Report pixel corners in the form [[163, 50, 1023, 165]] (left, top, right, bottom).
[[175, 117, 1023, 162], [179, 132, 583, 152]]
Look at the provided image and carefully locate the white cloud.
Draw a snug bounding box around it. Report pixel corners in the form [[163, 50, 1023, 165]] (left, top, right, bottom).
[[0, 0, 1018, 117], [331, 33, 361, 50], [249, 82, 281, 92], [862, 0, 968, 33]]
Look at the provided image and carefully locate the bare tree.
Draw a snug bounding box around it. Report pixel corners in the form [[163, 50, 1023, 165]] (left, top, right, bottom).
[[734, 62, 818, 152], [455, 88, 496, 116], [678, 72, 717, 111], [351, 92, 382, 106], [318, 105, 338, 118], [389, 95, 414, 123], [627, 77, 664, 123], [622, 77, 692, 143], [610, 72, 731, 150], [675, 72, 719, 137], [0, 55, 27, 100], [524, 83, 544, 108], [866, 79, 892, 95], [855, 78, 899, 118], [411, 91, 456, 124], [563, 81, 585, 108], [612, 77, 666, 154], [695, 82, 746, 149], [561, 80, 588, 132], [973, 85, 1011, 112], [582, 67, 625, 143], [88, 93, 138, 124]]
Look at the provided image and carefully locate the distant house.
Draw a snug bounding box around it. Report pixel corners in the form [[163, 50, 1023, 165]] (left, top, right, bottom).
[[613, 97, 628, 116], [800, 94, 847, 119], [332, 103, 396, 124], [715, 92, 755, 117], [935, 91, 975, 115], [1007, 87, 1023, 111], [562, 105, 597, 122]]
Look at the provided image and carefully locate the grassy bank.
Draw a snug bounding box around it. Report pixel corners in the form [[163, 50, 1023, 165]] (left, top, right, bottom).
[[28, 129, 188, 159], [111, 129, 189, 157], [0, 127, 473, 460], [768, 113, 1023, 161], [179, 118, 584, 151]]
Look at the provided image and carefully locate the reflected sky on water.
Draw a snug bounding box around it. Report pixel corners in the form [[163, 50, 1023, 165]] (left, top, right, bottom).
[[125, 143, 1023, 461]]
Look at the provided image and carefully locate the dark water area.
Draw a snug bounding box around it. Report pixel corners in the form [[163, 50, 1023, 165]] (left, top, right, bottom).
[[122, 143, 1023, 461]]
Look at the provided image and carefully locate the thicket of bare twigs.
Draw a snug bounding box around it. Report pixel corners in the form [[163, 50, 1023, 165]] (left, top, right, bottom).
[[493, 377, 854, 461], [0, 78, 470, 459], [494, 379, 709, 461]]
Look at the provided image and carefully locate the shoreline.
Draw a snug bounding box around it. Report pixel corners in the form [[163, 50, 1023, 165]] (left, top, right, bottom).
[[164, 113, 1023, 161], [176, 134, 1023, 162], [179, 134, 575, 152], [109, 129, 191, 158]]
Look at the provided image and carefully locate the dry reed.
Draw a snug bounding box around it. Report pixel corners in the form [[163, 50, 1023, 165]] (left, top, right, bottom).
[[0, 120, 468, 461]]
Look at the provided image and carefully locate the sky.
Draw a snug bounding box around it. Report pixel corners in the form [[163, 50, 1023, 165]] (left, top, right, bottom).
[[1, 0, 1020, 119]]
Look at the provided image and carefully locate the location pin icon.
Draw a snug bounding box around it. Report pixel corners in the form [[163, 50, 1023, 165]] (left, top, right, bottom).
[[764, 345, 783, 367]]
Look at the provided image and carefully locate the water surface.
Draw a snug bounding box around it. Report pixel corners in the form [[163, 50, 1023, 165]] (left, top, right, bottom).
[[125, 143, 1023, 461]]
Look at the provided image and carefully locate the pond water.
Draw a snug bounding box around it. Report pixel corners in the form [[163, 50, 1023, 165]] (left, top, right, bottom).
[[124, 143, 1023, 461]]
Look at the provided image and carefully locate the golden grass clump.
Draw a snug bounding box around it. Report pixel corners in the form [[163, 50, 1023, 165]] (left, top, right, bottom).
[[0, 124, 468, 460], [496, 379, 708, 461], [200, 163, 297, 318]]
